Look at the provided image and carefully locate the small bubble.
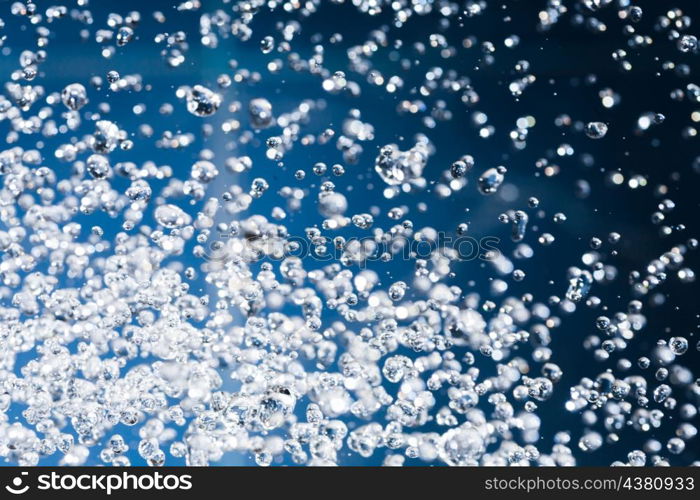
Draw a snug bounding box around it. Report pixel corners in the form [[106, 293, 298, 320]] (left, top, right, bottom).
[[185, 85, 222, 117], [585, 121, 608, 139]]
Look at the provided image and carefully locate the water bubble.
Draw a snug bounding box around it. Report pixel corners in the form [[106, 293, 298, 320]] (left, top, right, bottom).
[[126, 180, 152, 201], [585, 121, 608, 139], [260, 36, 275, 54], [669, 337, 688, 355], [91, 120, 120, 153], [578, 432, 603, 452], [116, 26, 134, 47], [450, 155, 474, 178], [61, 83, 88, 111], [511, 211, 529, 242], [186, 85, 222, 117], [351, 213, 373, 229], [477, 167, 505, 195], [566, 269, 593, 302], [667, 437, 685, 455], [249, 98, 273, 128], [155, 204, 191, 228], [318, 191, 347, 217], [374, 142, 429, 186], [626, 6, 642, 22], [86, 154, 111, 179], [388, 281, 407, 301], [259, 386, 296, 430], [382, 355, 411, 383], [678, 35, 698, 53], [438, 427, 485, 465], [191, 160, 219, 183], [582, 0, 613, 12]]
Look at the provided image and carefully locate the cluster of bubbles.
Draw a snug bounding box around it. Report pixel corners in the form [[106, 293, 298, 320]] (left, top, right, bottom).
[[0, 0, 698, 467]]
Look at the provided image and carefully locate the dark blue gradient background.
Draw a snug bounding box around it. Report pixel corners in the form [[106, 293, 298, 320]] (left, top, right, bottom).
[[0, 0, 698, 465]]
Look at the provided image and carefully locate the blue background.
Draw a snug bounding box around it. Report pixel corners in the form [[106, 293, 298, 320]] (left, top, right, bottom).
[[1, 0, 699, 465]]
